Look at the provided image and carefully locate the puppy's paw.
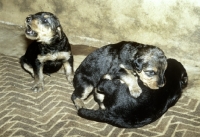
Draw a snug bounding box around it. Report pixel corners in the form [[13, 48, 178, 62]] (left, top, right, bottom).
[[31, 86, 43, 92], [31, 82, 44, 92], [129, 87, 142, 98], [99, 103, 106, 110], [73, 98, 85, 110]]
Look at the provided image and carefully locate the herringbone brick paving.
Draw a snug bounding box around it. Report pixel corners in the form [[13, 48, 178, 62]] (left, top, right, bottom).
[[0, 54, 200, 137]]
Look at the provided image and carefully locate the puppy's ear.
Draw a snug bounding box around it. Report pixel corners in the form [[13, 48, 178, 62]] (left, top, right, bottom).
[[180, 72, 188, 89], [133, 58, 143, 72], [56, 27, 62, 39]]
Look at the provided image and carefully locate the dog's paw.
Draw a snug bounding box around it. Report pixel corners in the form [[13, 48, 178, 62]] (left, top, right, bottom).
[[31, 86, 43, 92], [99, 103, 106, 110], [129, 87, 142, 98], [73, 98, 85, 110], [31, 82, 44, 92]]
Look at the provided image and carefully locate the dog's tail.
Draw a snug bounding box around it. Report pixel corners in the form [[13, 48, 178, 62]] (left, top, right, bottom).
[[78, 108, 142, 128]]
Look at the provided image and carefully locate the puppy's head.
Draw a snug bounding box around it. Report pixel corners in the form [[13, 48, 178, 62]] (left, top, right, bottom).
[[24, 12, 62, 44], [133, 45, 167, 89], [165, 59, 188, 89]]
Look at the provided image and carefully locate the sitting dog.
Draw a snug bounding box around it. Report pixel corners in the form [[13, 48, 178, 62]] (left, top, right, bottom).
[[20, 12, 74, 92], [71, 41, 167, 109], [77, 59, 188, 128]]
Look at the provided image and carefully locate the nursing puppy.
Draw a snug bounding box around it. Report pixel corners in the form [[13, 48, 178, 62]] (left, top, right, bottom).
[[71, 41, 167, 109], [20, 12, 74, 92], [78, 59, 188, 128]]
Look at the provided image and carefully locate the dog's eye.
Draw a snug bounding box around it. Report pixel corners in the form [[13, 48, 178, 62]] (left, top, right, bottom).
[[43, 19, 48, 23], [145, 71, 156, 76]]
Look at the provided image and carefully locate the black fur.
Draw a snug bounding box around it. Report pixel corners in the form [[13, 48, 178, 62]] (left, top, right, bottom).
[[77, 59, 188, 128]]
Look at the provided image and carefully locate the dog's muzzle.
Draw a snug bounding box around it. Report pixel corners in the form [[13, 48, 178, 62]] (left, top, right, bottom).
[[157, 77, 166, 88], [25, 25, 35, 35], [25, 16, 37, 38]]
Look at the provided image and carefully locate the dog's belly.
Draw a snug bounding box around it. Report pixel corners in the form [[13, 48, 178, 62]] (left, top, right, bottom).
[[43, 60, 63, 74]]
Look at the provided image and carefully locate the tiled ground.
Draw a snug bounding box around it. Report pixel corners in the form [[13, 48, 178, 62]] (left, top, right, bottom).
[[0, 53, 200, 137]]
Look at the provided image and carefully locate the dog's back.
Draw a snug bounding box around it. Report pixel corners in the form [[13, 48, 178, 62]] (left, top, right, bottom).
[[73, 41, 142, 87], [78, 59, 188, 128]]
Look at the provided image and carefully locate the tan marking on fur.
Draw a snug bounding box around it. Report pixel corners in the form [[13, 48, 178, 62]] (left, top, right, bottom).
[[63, 62, 72, 75], [23, 63, 34, 77], [37, 51, 71, 63], [94, 89, 105, 109], [103, 74, 112, 80], [119, 79, 125, 84], [57, 27, 62, 39], [81, 86, 93, 100], [32, 64, 44, 92], [119, 64, 125, 68], [137, 70, 159, 89], [37, 25, 54, 44], [145, 67, 157, 72], [44, 15, 50, 18], [30, 19, 39, 31], [120, 68, 142, 98], [63, 61, 73, 83]]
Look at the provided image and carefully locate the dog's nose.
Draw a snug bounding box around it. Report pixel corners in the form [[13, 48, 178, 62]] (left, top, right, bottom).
[[158, 83, 165, 87], [26, 16, 32, 23], [158, 79, 165, 87], [157, 76, 166, 88]]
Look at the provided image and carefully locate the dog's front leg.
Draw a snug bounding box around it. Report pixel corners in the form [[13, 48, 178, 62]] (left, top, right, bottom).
[[63, 56, 74, 84], [121, 76, 142, 98], [106, 66, 142, 98], [94, 88, 106, 110], [31, 60, 44, 92]]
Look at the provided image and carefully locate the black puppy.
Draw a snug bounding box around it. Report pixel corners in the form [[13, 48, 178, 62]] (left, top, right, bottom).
[[77, 59, 188, 128], [20, 12, 74, 92], [72, 41, 167, 109]]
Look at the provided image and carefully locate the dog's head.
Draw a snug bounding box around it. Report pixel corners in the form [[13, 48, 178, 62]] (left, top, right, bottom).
[[133, 45, 167, 89], [25, 12, 63, 44], [165, 58, 188, 89]]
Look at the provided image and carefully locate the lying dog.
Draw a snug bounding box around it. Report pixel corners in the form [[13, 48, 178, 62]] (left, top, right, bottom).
[[77, 59, 188, 128], [20, 12, 74, 92], [71, 41, 167, 109]]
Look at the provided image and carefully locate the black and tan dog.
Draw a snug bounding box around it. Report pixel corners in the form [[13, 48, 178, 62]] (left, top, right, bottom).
[[20, 12, 74, 92], [77, 59, 188, 128], [71, 41, 167, 109]]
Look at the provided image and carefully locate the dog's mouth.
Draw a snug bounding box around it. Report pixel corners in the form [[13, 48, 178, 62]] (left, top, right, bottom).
[[25, 25, 37, 38]]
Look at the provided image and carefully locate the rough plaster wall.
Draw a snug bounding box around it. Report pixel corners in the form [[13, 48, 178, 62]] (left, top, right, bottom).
[[0, 0, 200, 60]]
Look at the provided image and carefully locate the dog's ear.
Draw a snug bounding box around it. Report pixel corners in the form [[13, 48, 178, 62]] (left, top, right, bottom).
[[56, 27, 62, 39], [133, 57, 143, 72]]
